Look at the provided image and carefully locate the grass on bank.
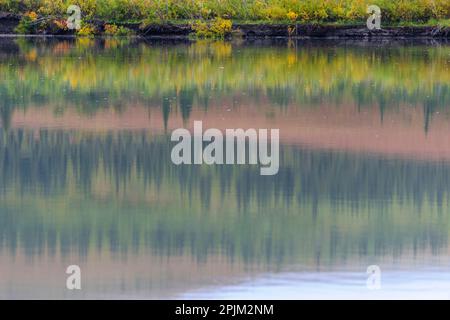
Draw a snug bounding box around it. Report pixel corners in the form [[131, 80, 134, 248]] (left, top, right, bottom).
[[1, 0, 449, 36], [0, 0, 448, 22]]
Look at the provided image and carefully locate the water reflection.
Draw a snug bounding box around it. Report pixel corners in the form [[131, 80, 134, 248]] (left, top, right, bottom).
[[0, 38, 449, 299]]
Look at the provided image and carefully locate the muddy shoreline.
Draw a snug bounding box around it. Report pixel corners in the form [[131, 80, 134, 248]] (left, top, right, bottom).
[[1, 12, 449, 38]]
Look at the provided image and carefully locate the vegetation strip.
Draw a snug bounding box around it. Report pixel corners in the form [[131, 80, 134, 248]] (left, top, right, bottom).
[[0, 0, 449, 37]]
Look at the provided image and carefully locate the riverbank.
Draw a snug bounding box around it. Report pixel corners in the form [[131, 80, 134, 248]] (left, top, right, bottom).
[[0, 12, 449, 38], [145, 23, 450, 38]]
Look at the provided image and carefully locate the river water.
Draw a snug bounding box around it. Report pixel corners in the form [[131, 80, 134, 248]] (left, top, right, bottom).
[[0, 37, 449, 299]]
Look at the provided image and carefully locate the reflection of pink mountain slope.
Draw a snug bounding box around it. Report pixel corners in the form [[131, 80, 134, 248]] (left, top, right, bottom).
[[0, 249, 446, 299], [0, 250, 257, 299], [10, 101, 450, 161]]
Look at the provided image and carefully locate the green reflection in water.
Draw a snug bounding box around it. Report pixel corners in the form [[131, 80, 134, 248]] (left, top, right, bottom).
[[0, 130, 449, 267], [0, 38, 449, 273], [0, 38, 449, 131]]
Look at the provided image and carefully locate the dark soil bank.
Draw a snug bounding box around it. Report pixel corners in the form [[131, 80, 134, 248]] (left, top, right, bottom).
[[0, 12, 21, 34], [135, 23, 450, 38], [1, 12, 449, 38]]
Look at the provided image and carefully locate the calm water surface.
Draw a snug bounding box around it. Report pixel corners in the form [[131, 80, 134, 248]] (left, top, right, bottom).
[[0, 38, 450, 299]]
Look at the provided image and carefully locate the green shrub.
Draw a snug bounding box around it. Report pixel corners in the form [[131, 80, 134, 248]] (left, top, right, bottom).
[[0, 0, 22, 13], [15, 11, 39, 34], [116, 26, 134, 35], [263, 5, 288, 21], [104, 23, 135, 36]]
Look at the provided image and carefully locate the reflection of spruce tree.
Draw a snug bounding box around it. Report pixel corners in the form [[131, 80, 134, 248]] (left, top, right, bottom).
[[0, 99, 13, 132], [423, 96, 437, 134], [200, 84, 211, 112], [378, 94, 386, 124], [354, 83, 371, 113], [200, 175, 212, 210], [179, 88, 195, 123], [162, 97, 171, 133], [2, 130, 450, 209], [2, 130, 450, 262], [267, 86, 292, 108], [2, 41, 450, 124]]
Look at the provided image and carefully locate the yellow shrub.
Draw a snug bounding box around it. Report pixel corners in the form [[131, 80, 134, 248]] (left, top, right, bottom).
[[192, 17, 232, 38], [77, 24, 96, 37], [211, 17, 232, 34], [104, 23, 119, 35], [25, 11, 38, 21], [287, 11, 298, 22], [191, 20, 210, 37]]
